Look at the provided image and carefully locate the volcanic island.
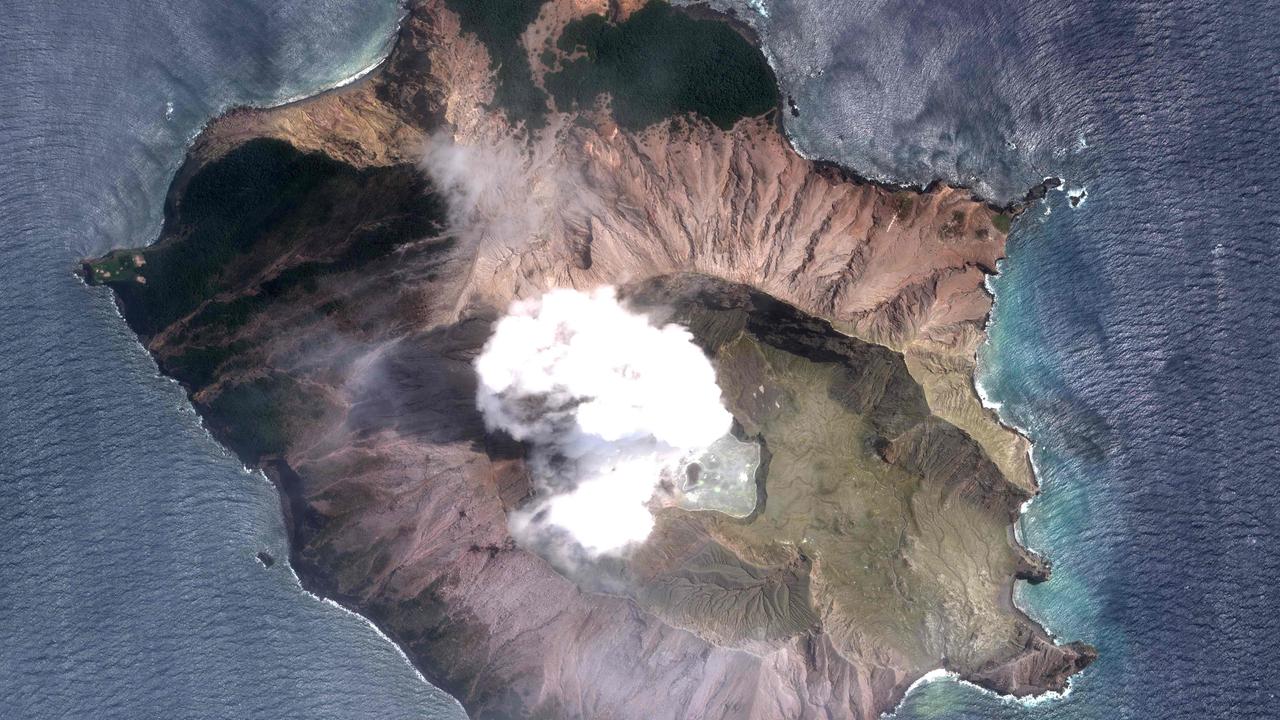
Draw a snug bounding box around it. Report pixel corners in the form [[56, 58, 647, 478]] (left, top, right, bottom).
[[85, 1, 1095, 718]]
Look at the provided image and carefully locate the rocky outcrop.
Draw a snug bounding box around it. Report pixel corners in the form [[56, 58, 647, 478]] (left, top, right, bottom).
[[85, 1, 1091, 718]]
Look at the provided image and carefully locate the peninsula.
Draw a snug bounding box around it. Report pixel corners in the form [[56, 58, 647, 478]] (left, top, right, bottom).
[[86, 1, 1094, 717]]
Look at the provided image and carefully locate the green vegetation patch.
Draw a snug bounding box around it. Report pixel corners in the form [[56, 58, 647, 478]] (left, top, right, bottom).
[[991, 212, 1013, 233], [546, 2, 777, 130], [892, 192, 915, 219], [444, 0, 550, 128], [165, 340, 251, 389], [619, 274, 1027, 666], [95, 139, 357, 335], [85, 251, 144, 284], [90, 138, 445, 337], [203, 374, 327, 463]]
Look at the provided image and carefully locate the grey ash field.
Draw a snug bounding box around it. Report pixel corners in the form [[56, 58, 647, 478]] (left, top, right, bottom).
[[85, 1, 1093, 718]]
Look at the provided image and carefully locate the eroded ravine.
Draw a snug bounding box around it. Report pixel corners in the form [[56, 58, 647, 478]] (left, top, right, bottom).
[[84, 2, 1093, 717]]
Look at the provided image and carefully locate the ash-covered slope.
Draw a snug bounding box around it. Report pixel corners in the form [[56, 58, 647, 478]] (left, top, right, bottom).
[[85, 1, 1093, 718]]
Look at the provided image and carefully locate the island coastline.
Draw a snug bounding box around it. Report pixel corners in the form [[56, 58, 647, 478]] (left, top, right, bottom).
[[84, 2, 1094, 717]]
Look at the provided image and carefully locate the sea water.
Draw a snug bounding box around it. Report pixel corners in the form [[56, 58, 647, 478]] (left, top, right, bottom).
[[696, 0, 1280, 717], [0, 1, 464, 718], [6, 0, 1277, 718]]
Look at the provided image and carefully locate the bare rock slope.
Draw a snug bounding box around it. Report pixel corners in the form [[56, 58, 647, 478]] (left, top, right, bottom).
[[86, 1, 1093, 718]]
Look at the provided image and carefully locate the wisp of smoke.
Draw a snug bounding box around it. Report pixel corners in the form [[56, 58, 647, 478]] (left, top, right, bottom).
[[421, 132, 543, 248], [419, 131, 601, 266], [475, 287, 731, 555]]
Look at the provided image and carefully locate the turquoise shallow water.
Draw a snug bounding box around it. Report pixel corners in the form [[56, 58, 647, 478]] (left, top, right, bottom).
[[890, 196, 1131, 718], [706, 0, 1279, 717], [5, 1, 1277, 718]]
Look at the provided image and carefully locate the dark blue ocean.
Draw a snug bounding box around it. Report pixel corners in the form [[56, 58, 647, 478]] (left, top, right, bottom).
[[3, 0, 1276, 718], [702, 0, 1280, 717], [0, 1, 464, 718]]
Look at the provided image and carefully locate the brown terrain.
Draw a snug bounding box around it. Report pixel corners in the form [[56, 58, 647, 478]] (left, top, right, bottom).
[[85, 1, 1094, 718]]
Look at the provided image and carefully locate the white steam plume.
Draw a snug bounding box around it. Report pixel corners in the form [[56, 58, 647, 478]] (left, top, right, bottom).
[[475, 287, 732, 555]]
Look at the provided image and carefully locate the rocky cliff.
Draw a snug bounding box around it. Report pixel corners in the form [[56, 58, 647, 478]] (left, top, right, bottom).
[[85, 1, 1093, 718]]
